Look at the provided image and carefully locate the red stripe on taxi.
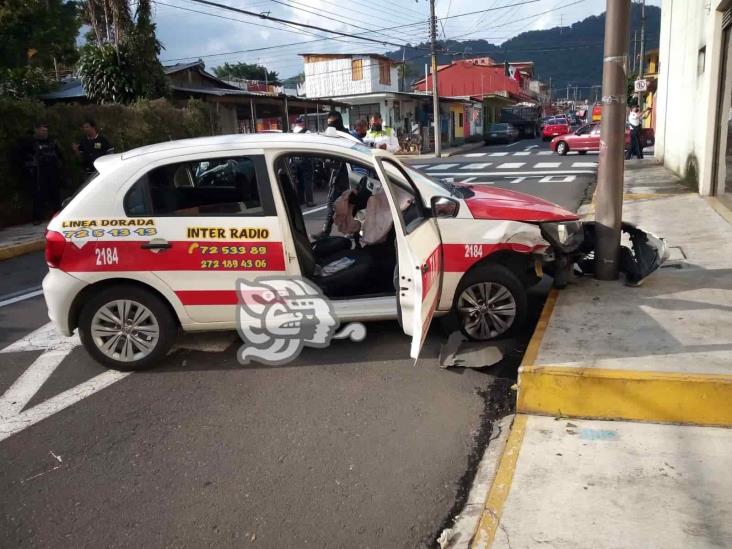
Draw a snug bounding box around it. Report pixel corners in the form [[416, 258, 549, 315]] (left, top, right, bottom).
[[58, 241, 286, 272], [442, 242, 545, 272]]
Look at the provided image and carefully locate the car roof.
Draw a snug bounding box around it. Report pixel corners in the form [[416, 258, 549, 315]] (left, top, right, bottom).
[[119, 132, 363, 160]]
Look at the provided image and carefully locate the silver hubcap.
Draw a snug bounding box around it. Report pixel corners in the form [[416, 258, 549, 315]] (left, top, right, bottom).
[[457, 282, 517, 340], [91, 300, 159, 362], [558, 143, 567, 154]]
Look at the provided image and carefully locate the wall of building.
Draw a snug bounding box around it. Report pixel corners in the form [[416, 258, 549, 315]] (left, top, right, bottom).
[[303, 56, 399, 98], [656, 0, 731, 194], [413, 61, 526, 100]]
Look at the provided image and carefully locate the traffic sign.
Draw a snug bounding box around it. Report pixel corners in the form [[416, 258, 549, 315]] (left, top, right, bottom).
[[634, 79, 648, 92]]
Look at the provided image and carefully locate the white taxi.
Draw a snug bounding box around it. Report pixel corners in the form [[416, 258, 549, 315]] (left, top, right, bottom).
[[43, 132, 583, 370]]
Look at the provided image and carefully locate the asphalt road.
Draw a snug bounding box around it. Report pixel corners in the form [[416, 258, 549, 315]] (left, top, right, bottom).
[[0, 137, 594, 548]]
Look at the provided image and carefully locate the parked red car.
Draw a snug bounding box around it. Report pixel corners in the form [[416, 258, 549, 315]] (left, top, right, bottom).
[[550, 123, 655, 155], [541, 117, 571, 141]]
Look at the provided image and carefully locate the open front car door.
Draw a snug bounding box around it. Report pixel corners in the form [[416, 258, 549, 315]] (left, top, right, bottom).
[[372, 155, 443, 360]]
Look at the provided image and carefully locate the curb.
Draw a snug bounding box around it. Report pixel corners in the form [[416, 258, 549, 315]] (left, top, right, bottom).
[[466, 290, 559, 548], [0, 239, 45, 261]]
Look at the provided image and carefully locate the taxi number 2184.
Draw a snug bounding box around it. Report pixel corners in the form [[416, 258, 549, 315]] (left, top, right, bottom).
[[464, 244, 483, 258], [95, 247, 119, 266]]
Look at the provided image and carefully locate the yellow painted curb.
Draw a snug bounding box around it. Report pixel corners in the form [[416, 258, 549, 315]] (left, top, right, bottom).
[[521, 288, 558, 367], [517, 365, 732, 427], [0, 239, 45, 261], [469, 415, 527, 549]]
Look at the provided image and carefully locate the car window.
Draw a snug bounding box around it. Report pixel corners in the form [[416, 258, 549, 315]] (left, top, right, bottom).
[[125, 156, 264, 216], [591, 125, 601, 135], [381, 160, 426, 235], [576, 126, 591, 135]]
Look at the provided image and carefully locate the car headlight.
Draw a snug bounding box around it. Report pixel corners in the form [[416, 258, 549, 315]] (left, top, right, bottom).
[[540, 220, 584, 253]]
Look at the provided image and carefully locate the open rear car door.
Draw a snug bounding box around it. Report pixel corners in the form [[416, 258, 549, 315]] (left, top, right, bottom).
[[372, 155, 443, 360]]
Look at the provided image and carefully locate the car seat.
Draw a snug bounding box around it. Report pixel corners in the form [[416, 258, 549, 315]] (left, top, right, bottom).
[[276, 166, 374, 297]]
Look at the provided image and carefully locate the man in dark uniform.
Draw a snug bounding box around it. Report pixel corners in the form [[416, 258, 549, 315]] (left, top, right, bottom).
[[19, 122, 64, 224], [311, 111, 351, 240], [73, 119, 112, 175]]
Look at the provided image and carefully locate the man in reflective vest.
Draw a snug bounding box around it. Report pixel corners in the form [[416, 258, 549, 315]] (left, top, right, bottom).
[[364, 113, 399, 153]]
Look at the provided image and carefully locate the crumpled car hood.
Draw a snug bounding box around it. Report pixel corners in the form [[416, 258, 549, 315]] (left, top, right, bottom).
[[462, 185, 580, 223]]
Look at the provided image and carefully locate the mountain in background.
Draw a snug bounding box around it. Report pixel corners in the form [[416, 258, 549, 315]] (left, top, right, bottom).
[[385, 4, 660, 100]]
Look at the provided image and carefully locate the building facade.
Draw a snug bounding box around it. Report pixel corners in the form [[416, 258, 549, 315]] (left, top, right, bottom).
[[300, 53, 400, 98], [655, 0, 732, 199]]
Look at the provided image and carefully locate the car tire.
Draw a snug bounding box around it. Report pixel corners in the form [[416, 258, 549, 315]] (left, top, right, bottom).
[[78, 284, 178, 371], [449, 264, 527, 342], [556, 141, 569, 156]]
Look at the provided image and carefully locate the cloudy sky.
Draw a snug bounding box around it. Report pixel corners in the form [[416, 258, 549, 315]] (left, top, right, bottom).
[[150, 0, 661, 79]]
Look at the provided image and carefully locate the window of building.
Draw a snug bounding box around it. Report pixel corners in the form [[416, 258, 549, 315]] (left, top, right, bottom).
[[459, 112, 464, 128], [125, 157, 264, 216], [352, 59, 363, 81], [379, 60, 391, 85], [350, 103, 381, 124]]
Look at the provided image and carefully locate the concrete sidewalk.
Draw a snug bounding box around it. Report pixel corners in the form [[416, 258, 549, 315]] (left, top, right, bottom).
[[0, 223, 46, 261], [444, 160, 732, 548]]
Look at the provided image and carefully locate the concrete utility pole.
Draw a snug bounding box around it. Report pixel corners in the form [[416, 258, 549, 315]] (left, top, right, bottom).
[[595, 0, 631, 280], [632, 30, 638, 74], [429, 0, 441, 156], [637, 0, 646, 109]]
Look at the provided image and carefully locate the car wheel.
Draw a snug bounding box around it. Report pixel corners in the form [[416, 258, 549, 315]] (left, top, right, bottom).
[[578, 150, 588, 155], [556, 141, 569, 156], [78, 284, 178, 370], [451, 264, 527, 342]]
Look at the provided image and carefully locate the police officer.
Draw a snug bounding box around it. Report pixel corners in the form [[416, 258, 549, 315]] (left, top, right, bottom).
[[364, 113, 399, 152], [311, 112, 351, 240], [19, 122, 64, 224], [73, 119, 112, 175]]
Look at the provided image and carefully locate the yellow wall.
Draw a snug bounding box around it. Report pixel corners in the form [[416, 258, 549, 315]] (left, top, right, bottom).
[[450, 104, 464, 139]]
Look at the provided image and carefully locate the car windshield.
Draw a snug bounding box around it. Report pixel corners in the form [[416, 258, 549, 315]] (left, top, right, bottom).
[[489, 124, 508, 131]]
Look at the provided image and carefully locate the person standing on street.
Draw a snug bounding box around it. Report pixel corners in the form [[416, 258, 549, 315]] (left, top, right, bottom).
[[364, 113, 399, 152], [18, 122, 64, 224], [73, 119, 113, 175], [626, 106, 650, 160], [350, 119, 368, 142], [311, 112, 351, 239]]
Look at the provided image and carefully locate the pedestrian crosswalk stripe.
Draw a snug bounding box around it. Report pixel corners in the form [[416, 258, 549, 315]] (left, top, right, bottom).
[[513, 151, 531, 156], [464, 152, 487, 157], [534, 162, 561, 168], [497, 162, 525, 169], [461, 163, 491, 169], [572, 162, 597, 168], [488, 152, 509, 156], [411, 164, 428, 169], [427, 163, 459, 170], [459, 177, 477, 183], [537, 151, 554, 156]]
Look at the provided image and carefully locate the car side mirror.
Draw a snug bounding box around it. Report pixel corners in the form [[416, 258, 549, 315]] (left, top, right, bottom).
[[431, 196, 460, 218]]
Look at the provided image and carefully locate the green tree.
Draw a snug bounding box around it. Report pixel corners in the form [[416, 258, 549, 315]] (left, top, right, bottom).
[[0, 0, 81, 97], [213, 62, 281, 85], [79, 0, 168, 103]]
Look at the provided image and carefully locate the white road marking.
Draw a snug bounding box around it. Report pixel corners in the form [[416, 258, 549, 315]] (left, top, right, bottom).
[[534, 162, 561, 168], [539, 175, 577, 183], [537, 151, 554, 156], [410, 164, 428, 169], [427, 163, 459, 170], [512, 151, 531, 156], [572, 162, 598, 168], [0, 288, 44, 308], [0, 370, 130, 443], [524, 145, 538, 150], [505, 141, 521, 148], [463, 153, 487, 157], [508, 177, 528, 184], [461, 163, 491, 170], [303, 205, 327, 216], [497, 162, 525, 169], [0, 322, 129, 443], [427, 170, 595, 177], [459, 177, 477, 184], [488, 152, 508, 156]]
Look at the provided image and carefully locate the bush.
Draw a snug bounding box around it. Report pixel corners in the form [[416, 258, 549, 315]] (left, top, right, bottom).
[[0, 97, 217, 227]]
